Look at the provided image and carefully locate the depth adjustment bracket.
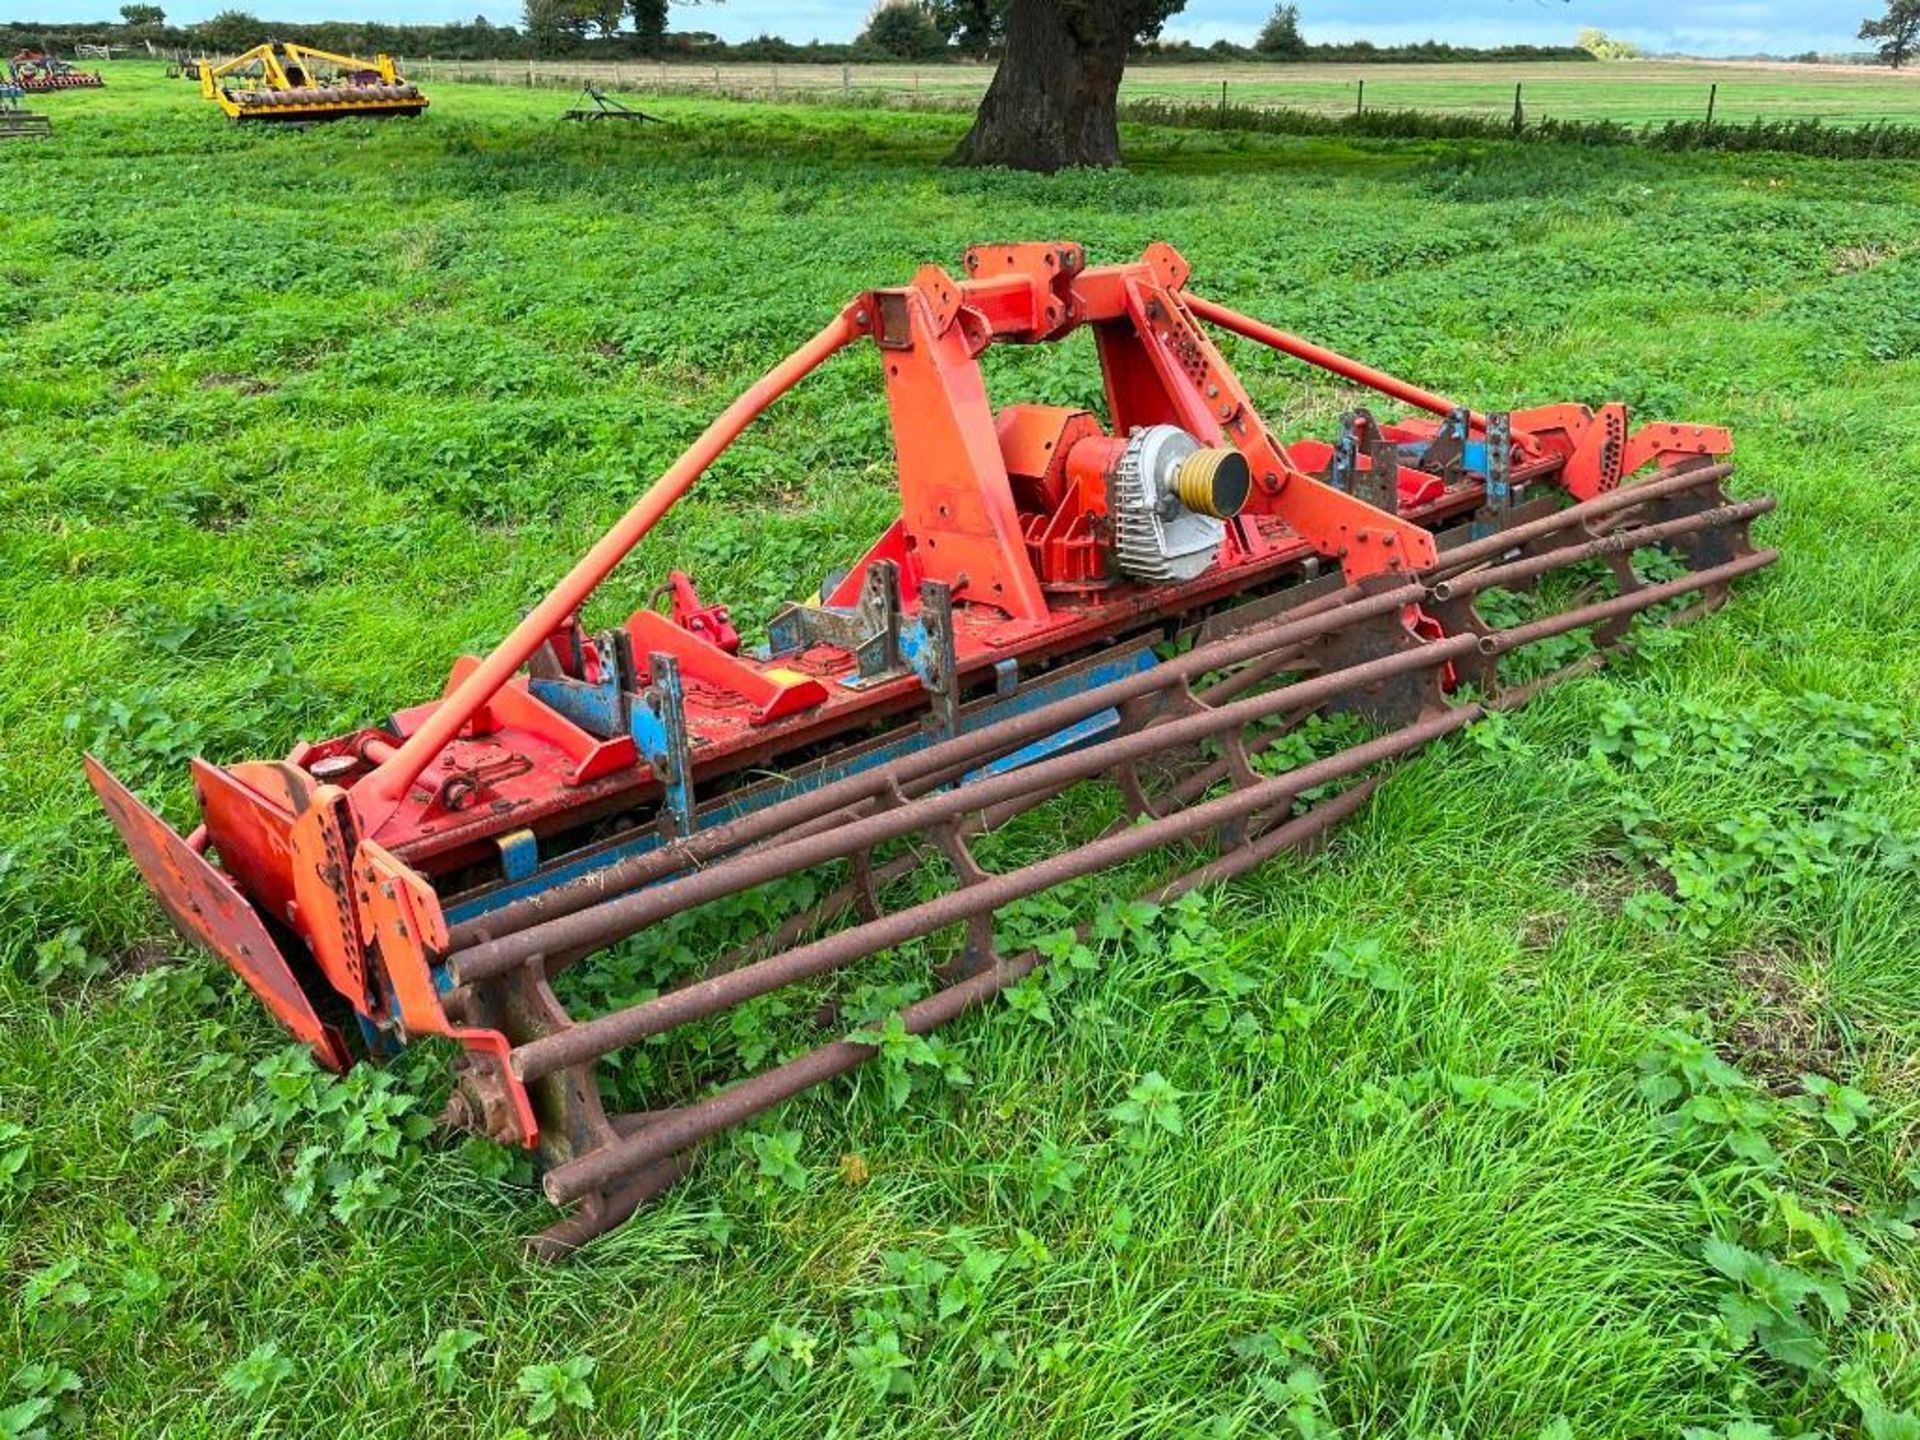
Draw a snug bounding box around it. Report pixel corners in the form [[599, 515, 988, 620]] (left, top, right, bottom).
[[1325, 407, 1400, 515], [766, 560, 917, 686], [1472, 412, 1514, 539], [1418, 406, 1474, 484], [528, 630, 698, 835]]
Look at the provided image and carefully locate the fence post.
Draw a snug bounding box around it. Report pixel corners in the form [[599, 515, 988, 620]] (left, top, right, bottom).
[[526, 60, 534, 88], [1356, 79, 1364, 116], [1511, 81, 1524, 136], [772, 63, 779, 100], [1219, 78, 1227, 127], [842, 63, 850, 99], [613, 61, 622, 88], [1706, 82, 1718, 128]]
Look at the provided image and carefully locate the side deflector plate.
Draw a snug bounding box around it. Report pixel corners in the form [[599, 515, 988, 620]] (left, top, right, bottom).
[[84, 755, 352, 1072]]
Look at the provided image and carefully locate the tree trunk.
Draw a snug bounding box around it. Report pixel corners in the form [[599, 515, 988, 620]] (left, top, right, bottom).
[[947, 0, 1142, 172]]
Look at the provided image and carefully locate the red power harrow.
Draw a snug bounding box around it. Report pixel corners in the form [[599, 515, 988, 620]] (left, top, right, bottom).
[[8, 50, 104, 92], [89, 242, 1774, 1256]]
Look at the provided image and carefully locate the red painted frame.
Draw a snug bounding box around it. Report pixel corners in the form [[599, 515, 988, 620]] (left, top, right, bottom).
[[91, 240, 1735, 1085]]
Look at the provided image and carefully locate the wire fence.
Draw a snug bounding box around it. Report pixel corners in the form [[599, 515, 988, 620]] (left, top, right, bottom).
[[414, 59, 984, 107], [403, 57, 1920, 130]]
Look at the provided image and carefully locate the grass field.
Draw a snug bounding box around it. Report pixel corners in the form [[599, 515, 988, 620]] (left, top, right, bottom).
[[413, 56, 1920, 128], [3, 66, 1920, 1438]]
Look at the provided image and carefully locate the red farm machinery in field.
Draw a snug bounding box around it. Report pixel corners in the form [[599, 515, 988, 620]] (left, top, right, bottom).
[[8, 50, 103, 92], [88, 241, 1774, 1256]]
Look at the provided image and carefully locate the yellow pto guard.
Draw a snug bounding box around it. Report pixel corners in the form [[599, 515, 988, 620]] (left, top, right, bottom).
[[201, 42, 427, 122]]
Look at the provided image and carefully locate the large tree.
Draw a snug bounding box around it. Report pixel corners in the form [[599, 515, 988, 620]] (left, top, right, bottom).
[[1861, 0, 1920, 67], [1254, 3, 1306, 59], [948, 0, 1184, 171], [522, 0, 588, 52]]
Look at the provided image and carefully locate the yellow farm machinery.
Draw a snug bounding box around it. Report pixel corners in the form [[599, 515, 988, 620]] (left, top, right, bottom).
[[200, 42, 427, 123]]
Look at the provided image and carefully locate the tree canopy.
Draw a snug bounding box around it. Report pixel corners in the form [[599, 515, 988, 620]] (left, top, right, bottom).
[[860, 1, 948, 60], [1860, 0, 1920, 67], [1255, 4, 1306, 60], [1576, 28, 1641, 60]]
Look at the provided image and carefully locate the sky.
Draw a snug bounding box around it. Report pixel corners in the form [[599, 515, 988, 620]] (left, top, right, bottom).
[[12, 0, 1873, 58]]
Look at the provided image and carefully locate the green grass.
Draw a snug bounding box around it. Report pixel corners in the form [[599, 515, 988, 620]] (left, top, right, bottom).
[[3, 66, 1920, 1440], [421, 55, 1920, 128]]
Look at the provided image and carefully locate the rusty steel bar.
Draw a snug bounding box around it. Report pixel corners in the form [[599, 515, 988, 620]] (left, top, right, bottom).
[[1486, 549, 1776, 654], [682, 849, 925, 989], [538, 765, 1436, 1205], [488, 535, 1776, 1020], [537, 539, 1770, 1205], [526, 1154, 690, 1263], [1188, 642, 1312, 708], [1429, 496, 1774, 603], [444, 581, 1431, 951], [361, 306, 866, 823], [1126, 705, 1316, 823], [456, 480, 1758, 990], [616, 639, 1311, 968], [512, 705, 1479, 1090], [1424, 463, 1734, 580], [539, 532, 1771, 1205], [683, 774, 1087, 989], [1150, 775, 1381, 902], [1203, 523, 1769, 765], [451, 631, 1484, 989]]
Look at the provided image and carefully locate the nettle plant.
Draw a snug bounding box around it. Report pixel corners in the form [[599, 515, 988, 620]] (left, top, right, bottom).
[[0, 1362, 84, 1440], [189, 1045, 434, 1224], [1638, 1026, 1920, 1423], [1592, 693, 1917, 939], [839, 1227, 1052, 1403]]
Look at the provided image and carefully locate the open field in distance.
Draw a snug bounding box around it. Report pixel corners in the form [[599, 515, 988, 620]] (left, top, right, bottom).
[[400, 56, 1920, 127]]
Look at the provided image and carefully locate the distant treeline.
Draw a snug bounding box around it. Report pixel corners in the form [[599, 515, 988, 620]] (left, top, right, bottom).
[[1139, 39, 1594, 65], [0, 17, 1593, 65], [3, 18, 529, 59]]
